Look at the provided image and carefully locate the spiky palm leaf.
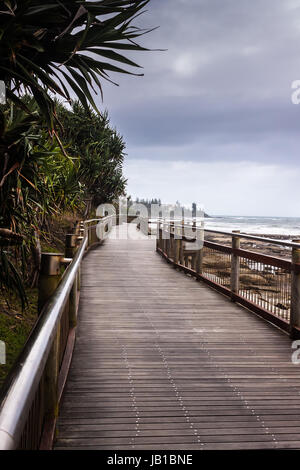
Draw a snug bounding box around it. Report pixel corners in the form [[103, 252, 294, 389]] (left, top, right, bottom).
[[56, 100, 127, 205], [0, 0, 152, 128]]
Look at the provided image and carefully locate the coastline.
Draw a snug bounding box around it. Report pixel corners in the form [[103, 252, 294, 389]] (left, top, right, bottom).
[[205, 232, 298, 260]]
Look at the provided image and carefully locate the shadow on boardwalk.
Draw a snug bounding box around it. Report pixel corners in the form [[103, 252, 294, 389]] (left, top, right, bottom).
[[54, 226, 300, 450]]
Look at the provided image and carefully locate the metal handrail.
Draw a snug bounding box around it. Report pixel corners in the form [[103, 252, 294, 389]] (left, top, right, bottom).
[[0, 217, 111, 449]]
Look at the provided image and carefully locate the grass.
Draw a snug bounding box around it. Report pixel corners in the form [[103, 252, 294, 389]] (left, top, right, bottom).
[[0, 212, 81, 389], [0, 288, 37, 388]]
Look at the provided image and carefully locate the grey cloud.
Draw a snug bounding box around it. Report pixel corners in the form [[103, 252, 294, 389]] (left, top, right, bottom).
[[98, 0, 300, 167], [111, 97, 300, 161]]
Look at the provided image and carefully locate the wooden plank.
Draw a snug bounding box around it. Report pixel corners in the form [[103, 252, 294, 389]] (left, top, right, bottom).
[[54, 230, 300, 450]]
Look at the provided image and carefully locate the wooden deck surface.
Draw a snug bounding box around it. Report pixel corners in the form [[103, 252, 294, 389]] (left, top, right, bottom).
[[54, 226, 300, 450]]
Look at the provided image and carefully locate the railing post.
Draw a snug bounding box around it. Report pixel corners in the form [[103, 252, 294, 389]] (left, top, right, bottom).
[[69, 275, 78, 328], [162, 219, 167, 254], [65, 234, 77, 258], [79, 227, 86, 250], [173, 223, 180, 264], [156, 221, 161, 251], [290, 240, 300, 338], [37, 254, 63, 424], [166, 236, 170, 259], [191, 224, 197, 271], [230, 230, 240, 300], [195, 228, 204, 275], [168, 221, 173, 258], [38, 253, 63, 314], [44, 326, 60, 422], [64, 234, 78, 328], [179, 220, 184, 265], [74, 234, 83, 291], [165, 220, 169, 256], [170, 221, 174, 259], [90, 224, 94, 245]]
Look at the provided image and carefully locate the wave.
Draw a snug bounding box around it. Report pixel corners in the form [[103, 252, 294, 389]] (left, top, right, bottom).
[[203, 216, 300, 236]]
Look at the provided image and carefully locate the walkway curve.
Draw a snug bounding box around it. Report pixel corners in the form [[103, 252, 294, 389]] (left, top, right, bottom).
[[54, 227, 300, 450]]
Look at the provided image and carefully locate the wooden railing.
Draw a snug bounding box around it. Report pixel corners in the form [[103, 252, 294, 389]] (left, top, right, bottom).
[[0, 216, 113, 450], [155, 219, 300, 339]]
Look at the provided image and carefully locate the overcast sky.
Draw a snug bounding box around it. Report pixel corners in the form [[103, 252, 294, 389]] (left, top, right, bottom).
[[99, 0, 300, 216]]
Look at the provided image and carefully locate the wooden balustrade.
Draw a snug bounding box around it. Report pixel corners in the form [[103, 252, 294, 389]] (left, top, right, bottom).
[[156, 221, 300, 339], [2, 216, 300, 450]]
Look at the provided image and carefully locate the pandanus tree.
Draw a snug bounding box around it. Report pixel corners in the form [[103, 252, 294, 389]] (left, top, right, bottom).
[[0, 0, 151, 210], [0, 1, 153, 298], [56, 101, 127, 208], [0, 0, 151, 128], [0, 99, 84, 299]]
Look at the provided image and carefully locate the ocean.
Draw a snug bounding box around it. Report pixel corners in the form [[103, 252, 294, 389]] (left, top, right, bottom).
[[202, 216, 300, 237]]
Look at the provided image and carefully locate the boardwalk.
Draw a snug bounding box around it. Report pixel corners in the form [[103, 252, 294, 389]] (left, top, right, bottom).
[[54, 225, 300, 450]]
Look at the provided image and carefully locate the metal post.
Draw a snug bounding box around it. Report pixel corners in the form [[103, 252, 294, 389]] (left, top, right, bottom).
[[38, 253, 63, 314], [230, 230, 240, 300], [290, 240, 300, 338]]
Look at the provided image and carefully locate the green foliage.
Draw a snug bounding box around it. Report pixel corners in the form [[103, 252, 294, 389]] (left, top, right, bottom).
[[0, 100, 83, 230], [0, 250, 27, 310], [0, 0, 151, 128], [0, 97, 127, 303], [0, 287, 37, 388], [56, 101, 127, 206], [0, 99, 84, 303], [0, 0, 154, 308]]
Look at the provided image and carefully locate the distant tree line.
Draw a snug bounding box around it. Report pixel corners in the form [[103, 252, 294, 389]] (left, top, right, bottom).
[[133, 198, 162, 210], [128, 199, 209, 218]]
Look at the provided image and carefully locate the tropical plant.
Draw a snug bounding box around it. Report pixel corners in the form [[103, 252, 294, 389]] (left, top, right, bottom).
[[0, 99, 84, 294], [0, 0, 154, 306], [56, 101, 127, 208], [0, 0, 152, 128]]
